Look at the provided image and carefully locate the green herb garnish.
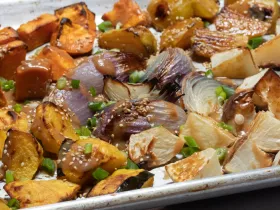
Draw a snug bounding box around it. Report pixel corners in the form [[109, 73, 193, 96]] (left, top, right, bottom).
[[216, 148, 227, 162], [41, 158, 55, 175], [218, 122, 233, 132], [56, 77, 67, 90], [13, 104, 22, 113], [89, 87, 96, 97], [247, 36, 263, 49], [71, 79, 80, 89], [205, 69, 213, 78], [7, 198, 20, 210], [98, 21, 113, 32], [76, 126, 91, 137], [129, 71, 145, 83], [84, 143, 92, 155], [125, 158, 139, 169], [92, 167, 109, 181], [5, 170, 14, 184]]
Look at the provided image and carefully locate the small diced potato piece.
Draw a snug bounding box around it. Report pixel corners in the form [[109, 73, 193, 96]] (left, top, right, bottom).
[[88, 169, 154, 197], [98, 26, 157, 58], [55, 2, 96, 32], [0, 110, 28, 132], [0, 40, 27, 80], [165, 148, 222, 182], [102, 0, 150, 28], [58, 138, 127, 184], [4, 180, 80, 208], [129, 127, 184, 168], [2, 129, 43, 180], [31, 102, 78, 154], [179, 112, 237, 150], [17, 14, 58, 51], [192, 0, 219, 19], [252, 35, 280, 68], [160, 18, 203, 51], [51, 18, 95, 56], [211, 48, 259, 79], [0, 27, 19, 45], [15, 59, 51, 101], [35, 46, 76, 80]]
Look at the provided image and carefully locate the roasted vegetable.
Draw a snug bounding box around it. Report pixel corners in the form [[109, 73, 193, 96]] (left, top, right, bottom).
[[191, 28, 248, 58], [0, 110, 28, 132], [0, 27, 19, 45], [17, 14, 58, 51], [225, 0, 239, 5], [0, 40, 27, 80], [179, 112, 237, 150], [165, 148, 222, 182], [15, 59, 52, 101], [192, 0, 219, 19], [2, 129, 43, 180], [102, 0, 150, 28], [51, 18, 95, 56], [88, 169, 154, 197], [211, 48, 259, 79], [0, 199, 9, 210], [4, 180, 80, 208], [57, 138, 127, 184], [31, 102, 78, 154], [129, 126, 184, 168], [36, 46, 76, 81], [0, 89, 7, 108], [98, 26, 157, 58]]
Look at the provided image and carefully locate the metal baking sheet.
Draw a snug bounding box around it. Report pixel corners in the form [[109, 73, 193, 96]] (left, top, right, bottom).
[[1, 0, 280, 209]]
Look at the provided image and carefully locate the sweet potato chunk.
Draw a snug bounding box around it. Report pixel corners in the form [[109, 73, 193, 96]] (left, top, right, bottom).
[[0, 199, 9, 210], [4, 180, 80, 208], [2, 129, 43, 180], [17, 14, 58, 51], [15, 59, 52, 101], [35, 46, 76, 80], [0, 27, 19, 45], [51, 18, 95, 56], [31, 102, 78, 154], [0, 40, 27, 80], [102, 0, 150, 28], [0, 130, 6, 159], [0, 109, 28, 132]]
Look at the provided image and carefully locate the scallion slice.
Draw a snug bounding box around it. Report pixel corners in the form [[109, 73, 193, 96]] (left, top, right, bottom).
[[13, 104, 22, 113], [76, 126, 91, 137], [216, 148, 227, 162], [71, 79, 80, 89], [129, 71, 145, 83], [5, 170, 14, 184], [92, 167, 109, 181], [57, 77, 67, 90], [98, 21, 113, 32], [248, 36, 263, 49], [41, 158, 55, 175], [125, 158, 139, 169], [84, 143, 92, 155], [218, 122, 233, 132]]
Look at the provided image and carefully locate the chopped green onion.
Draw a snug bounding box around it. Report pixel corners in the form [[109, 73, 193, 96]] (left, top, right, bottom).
[[71, 79, 80, 89], [218, 91, 227, 103], [87, 116, 98, 128], [205, 69, 213, 78], [184, 136, 199, 148], [2, 80, 15, 91], [41, 158, 55, 175], [88, 102, 106, 112], [129, 71, 145, 83], [215, 86, 224, 96], [84, 143, 92, 154], [94, 49, 103, 55], [180, 147, 199, 158], [0, 77, 6, 86], [13, 104, 22, 113], [92, 167, 109, 181], [98, 21, 113, 32], [247, 36, 263, 49], [125, 158, 139, 169], [105, 101, 115, 107], [215, 85, 234, 103], [222, 85, 235, 98], [7, 198, 20, 209], [204, 21, 211, 28], [218, 122, 233, 132], [76, 126, 91, 137], [216, 148, 227, 162], [56, 77, 67, 90], [23, 100, 31, 105], [89, 87, 96, 97], [5, 170, 14, 184]]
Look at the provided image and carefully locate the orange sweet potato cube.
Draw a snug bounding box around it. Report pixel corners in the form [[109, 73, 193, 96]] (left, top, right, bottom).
[[35, 46, 76, 81], [15, 59, 51, 101], [0, 40, 27, 80], [17, 14, 58, 51], [0, 27, 19, 45]]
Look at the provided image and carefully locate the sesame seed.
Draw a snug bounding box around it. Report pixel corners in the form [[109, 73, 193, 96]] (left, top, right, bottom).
[[69, 162, 74, 165], [57, 159, 61, 164], [62, 158, 66, 162], [21, 162, 25, 167]]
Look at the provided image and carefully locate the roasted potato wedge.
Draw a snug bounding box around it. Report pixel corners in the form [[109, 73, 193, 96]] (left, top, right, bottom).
[[35, 46, 76, 81], [0, 40, 27, 80], [2, 129, 43, 180], [165, 148, 222, 182], [0, 27, 19, 45], [4, 180, 80, 208], [17, 14, 58, 51], [160, 18, 203, 51], [57, 138, 127, 184], [15, 59, 52, 101], [55, 2, 96, 32], [88, 169, 154, 197], [191, 29, 248, 58], [50, 18, 95, 56], [98, 26, 157, 58], [192, 0, 219, 19], [211, 48, 259, 79], [102, 0, 150, 28], [179, 112, 237, 150], [31, 102, 78, 154]]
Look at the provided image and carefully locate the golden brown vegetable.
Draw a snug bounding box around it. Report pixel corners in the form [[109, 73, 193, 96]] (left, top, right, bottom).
[[192, 0, 219, 19], [50, 18, 95, 56], [0, 27, 19, 45], [160, 18, 203, 51], [57, 138, 127, 184], [191, 28, 248, 58], [0, 130, 6, 159], [98, 26, 157, 58], [0, 109, 28, 132], [0, 89, 7, 108], [35, 45, 76, 81], [15, 59, 52, 101], [31, 102, 78, 154], [88, 169, 154, 197], [0, 199, 9, 210], [225, 0, 239, 5], [2, 129, 43, 180], [0, 40, 27, 80], [4, 179, 80, 208], [17, 14, 58, 51]]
